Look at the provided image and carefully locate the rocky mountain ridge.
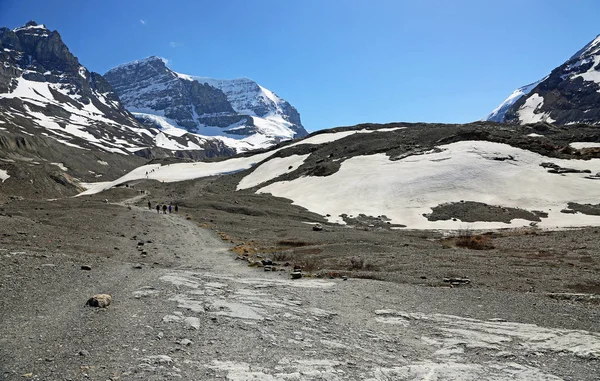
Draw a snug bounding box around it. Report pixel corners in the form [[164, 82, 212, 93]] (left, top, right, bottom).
[[0, 22, 248, 199], [0, 21, 242, 159], [487, 34, 600, 125], [104, 56, 308, 150]]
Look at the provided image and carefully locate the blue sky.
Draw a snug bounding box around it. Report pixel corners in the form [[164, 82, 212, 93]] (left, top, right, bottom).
[[1, 0, 599, 132]]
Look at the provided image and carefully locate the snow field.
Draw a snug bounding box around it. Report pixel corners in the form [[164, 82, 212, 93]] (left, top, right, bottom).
[[78, 127, 402, 195], [237, 154, 310, 190], [258, 140, 600, 229], [570, 142, 600, 149]]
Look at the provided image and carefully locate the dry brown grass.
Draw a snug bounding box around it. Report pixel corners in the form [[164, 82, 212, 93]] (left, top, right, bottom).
[[442, 230, 495, 250], [297, 256, 320, 273], [455, 234, 493, 250], [271, 251, 292, 262], [277, 239, 312, 247]]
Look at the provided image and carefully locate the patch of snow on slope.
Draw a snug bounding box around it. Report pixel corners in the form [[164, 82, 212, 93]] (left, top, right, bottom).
[[286, 127, 405, 148], [237, 154, 310, 190], [517, 93, 555, 124], [570, 142, 600, 149], [258, 140, 600, 229], [572, 55, 600, 86], [78, 127, 406, 195], [51, 163, 68, 171], [133, 111, 271, 152], [486, 80, 545, 122], [251, 114, 295, 139], [155, 132, 188, 150], [78, 150, 276, 195], [0, 169, 9, 182]]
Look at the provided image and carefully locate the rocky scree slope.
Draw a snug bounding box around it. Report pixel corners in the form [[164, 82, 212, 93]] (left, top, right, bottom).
[[104, 56, 308, 150], [487, 34, 600, 125]]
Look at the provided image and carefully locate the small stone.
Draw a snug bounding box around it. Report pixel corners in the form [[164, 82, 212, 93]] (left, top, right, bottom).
[[78, 350, 90, 357], [184, 317, 200, 330], [312, 224, 323, 231], [80, 265, 92, 271], [133, 263, 143, 269], [179, 339, 192, 346], [85, 294, 112, 308], [291, 271, 302, 280]]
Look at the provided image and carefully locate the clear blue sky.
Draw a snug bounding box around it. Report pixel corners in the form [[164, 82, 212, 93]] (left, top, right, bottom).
[[1, 0, 599, 132]]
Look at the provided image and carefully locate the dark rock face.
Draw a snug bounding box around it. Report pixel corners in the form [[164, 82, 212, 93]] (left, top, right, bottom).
[[489, 35, 600, 125], [104, 57, 308, 142], [104, 57, 234, 130], [0, 22, 145, 135]]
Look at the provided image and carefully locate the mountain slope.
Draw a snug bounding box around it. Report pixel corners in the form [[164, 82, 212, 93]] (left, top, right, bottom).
[[485, 79, 545, 122], [0, 22, 249, 199], [0, 21, 242, 159], [80, 121, 600, 230], [104, 57, 308, 150], [487, 34, 600, 125]]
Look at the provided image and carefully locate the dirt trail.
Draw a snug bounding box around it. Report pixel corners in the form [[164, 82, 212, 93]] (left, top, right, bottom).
[[1, 201, 599, 380]]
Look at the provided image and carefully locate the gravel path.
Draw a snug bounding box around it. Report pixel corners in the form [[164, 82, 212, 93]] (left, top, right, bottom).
[[0, 200, 599, 380]]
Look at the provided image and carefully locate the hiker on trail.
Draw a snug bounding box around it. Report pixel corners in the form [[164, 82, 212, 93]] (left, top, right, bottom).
[[175, 205, 179, 213], [168, 204, 172, 214], [162, 204, 167, 214], [156, 204, 160, 213], [148, 201, 152, 210]]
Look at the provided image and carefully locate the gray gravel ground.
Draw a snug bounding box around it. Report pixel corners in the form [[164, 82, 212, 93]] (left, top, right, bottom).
[[0, 188, 599, 380]]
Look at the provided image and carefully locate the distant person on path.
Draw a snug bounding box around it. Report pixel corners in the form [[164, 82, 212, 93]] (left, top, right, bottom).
[[175, 205, 179, 213], [156, 204, 160, 213], [162, 204, 167, 214], [168, 204, 172, 213], [148, 201, 152, 210]]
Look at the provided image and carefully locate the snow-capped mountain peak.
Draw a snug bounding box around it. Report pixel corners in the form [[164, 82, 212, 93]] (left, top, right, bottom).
[[0, 22, 242, 160], [104, 56, 307, 151], [487, 34, 600, 125]]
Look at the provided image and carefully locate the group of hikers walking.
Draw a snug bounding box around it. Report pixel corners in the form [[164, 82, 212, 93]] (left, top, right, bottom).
[[148, 201, 178, 214]]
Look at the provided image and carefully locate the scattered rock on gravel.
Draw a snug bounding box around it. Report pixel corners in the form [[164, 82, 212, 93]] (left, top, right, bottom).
[[184, 316, 200, 330], [85, 294, 112, 308], [80, 265, 92, 271], [291, 271, 302, 279]]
